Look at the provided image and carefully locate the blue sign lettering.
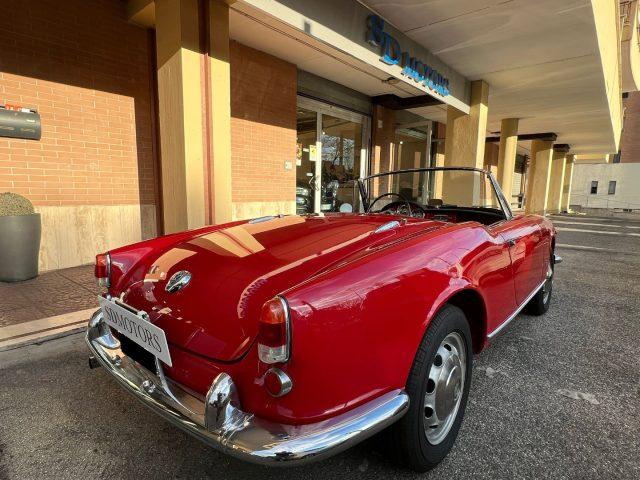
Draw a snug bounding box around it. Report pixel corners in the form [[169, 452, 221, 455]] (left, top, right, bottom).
[[367, 15, 450, 97]]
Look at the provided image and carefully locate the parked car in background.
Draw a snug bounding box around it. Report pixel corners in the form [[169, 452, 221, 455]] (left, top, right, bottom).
[[295, 175, 342, 214], [295, 181, 312, 215], [86, 167, 559, 471]]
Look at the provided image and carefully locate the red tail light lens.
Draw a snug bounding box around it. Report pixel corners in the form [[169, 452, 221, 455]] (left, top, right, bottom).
[[95, 253, 111, 287], [257, 297, 290, 364]]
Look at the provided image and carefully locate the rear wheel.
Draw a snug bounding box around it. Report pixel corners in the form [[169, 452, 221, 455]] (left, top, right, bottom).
[[524, 252, 554, 315], [390, 304, 473, 472]]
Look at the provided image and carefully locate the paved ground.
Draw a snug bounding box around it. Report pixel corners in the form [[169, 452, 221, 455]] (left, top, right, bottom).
[[0, 265, 99, 328], [1, 214, 639, 479]]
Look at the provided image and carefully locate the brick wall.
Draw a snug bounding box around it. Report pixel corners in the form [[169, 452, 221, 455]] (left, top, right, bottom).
[[620, 91, 640, 163], [0, 0, 156, 206], [230, 41, 297, 205]]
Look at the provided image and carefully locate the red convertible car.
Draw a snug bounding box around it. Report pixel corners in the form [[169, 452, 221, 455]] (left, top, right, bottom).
[[86, 167, 559, 471]]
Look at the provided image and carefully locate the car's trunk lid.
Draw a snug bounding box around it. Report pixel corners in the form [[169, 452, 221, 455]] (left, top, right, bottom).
[[119, 215, 442, 361]]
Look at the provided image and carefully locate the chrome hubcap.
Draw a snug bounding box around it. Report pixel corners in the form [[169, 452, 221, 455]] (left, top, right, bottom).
[[423, 332, 466, 444]]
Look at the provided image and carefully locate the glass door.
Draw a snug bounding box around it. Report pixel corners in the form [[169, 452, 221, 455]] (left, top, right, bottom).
[[394, 123, 432, 204], [296, 96, 370, 214], [295, 107, 318, 214], [320, 115, 363, 212]]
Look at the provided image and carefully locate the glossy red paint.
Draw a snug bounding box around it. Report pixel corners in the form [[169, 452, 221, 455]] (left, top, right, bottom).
[[103, 212, 555, 425]]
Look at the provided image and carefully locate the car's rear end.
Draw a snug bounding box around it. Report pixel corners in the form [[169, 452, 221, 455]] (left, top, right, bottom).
[[86, 214, 433, 464]]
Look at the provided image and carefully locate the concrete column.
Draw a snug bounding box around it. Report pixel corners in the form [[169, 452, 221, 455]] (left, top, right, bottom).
[[208, 0, 233, 224], [444, 80, 489, 168], [155, 0, 205, 233], [561, 155, 575, 212], [444, 80, 490, 204], [371, 105, 396, 198], [496, 118, 519, 195], [546, 149, 567, 214], [432, 139, 446, 199], [524, 140, 554, 215]]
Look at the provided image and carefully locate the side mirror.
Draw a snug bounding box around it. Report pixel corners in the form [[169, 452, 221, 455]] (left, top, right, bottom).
[[339, 203, 353, 213]]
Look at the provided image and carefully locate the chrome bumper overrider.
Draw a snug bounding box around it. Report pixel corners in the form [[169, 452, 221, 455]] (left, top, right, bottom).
[[86, 311, 409, 465]]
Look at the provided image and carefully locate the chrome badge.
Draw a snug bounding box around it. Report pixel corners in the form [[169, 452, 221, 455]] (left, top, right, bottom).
[[165, 270, 192, 293]]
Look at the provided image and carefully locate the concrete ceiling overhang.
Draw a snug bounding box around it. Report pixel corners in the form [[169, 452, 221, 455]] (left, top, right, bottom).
[[126, 0, 463, 110], [129, 0, 620, 154], [362, 0, 621, 155]]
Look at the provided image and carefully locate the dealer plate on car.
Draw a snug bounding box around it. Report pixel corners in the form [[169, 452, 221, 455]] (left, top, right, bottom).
[[98, 296, 172, 366]]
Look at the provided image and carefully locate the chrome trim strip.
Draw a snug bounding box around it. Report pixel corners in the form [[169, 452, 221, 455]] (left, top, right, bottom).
[[278, 295, 292, 363], [487, 279, 546, 339], [487, 170, 513, 220], [374, 220, 400, 233], [86, 313, 409, 466], [248, 214, 284, 224]]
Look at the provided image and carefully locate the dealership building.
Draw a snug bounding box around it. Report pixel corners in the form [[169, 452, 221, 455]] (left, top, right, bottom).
[[0, 0, 630, 271]]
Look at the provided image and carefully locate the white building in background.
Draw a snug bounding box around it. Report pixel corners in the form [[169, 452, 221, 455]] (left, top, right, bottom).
[[571, 162, 640, 212]]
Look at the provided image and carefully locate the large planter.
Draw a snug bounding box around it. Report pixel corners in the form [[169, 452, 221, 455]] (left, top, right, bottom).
[[0, 213, 41, 282]]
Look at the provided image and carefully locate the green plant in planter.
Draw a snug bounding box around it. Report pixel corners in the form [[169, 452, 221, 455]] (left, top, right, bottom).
[[0, 192, 41, 282], [0, 192, 36, 216]]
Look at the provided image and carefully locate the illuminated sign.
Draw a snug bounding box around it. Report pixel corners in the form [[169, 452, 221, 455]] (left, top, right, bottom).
[[366, 15, 450, 97]]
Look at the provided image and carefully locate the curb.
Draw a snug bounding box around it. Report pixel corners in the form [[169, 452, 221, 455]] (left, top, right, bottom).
[[0, 308, 97, 352]]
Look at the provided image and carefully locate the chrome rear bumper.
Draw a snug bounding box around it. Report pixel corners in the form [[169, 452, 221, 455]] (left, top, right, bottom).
[[86, 310, 409, 465]]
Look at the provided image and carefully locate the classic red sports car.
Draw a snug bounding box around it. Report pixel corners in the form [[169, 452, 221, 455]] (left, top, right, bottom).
[[86, 167, 559, 471]]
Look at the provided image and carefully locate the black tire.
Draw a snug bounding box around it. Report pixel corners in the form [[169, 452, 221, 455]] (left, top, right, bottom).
[[524, 252, 554, 315], [389, 304, 473, 472]]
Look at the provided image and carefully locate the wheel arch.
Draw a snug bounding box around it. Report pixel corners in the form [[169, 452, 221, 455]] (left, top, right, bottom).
[[438, 288, 488, 354]]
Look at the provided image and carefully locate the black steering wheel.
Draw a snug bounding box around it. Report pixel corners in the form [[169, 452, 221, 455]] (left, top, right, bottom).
[[368, 192, 412, 216]]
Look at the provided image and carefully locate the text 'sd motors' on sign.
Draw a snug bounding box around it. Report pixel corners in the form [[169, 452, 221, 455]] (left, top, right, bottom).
[[366, 14, 450, 97]]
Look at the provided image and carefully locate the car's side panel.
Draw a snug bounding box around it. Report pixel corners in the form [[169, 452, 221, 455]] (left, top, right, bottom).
[[537, 217, 555, 273], [457, 225, 516, 333], [491, 215, 543, 305], [256, 222, 517, 424]]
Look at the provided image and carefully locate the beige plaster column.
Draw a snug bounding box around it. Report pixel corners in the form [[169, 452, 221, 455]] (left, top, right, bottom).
[[546, 148, 567, 214], [561, 154, 575, 213], [524, 140, 554, 215], [155, 0, 206, 233], [496, 118, 519, 196], [444, 80, 489, 205]]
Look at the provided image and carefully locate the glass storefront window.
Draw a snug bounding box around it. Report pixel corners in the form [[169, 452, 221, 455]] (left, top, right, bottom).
[[321, 115, 363, 213], [295, 97, 370, 214]]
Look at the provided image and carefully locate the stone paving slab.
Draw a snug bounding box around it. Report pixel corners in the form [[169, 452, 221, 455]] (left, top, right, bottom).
[[0, 265, 100, 329]]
